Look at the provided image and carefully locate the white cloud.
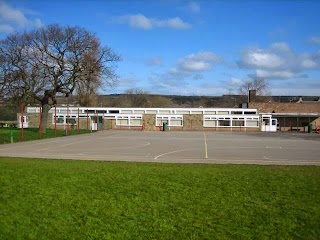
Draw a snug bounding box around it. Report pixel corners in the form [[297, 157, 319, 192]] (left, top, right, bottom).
[[230, 77, 242, 85], [115, 14, 192, 30], [33, 18, 44, 28], [241, 50, 284, 69], [157, 17, 191, 29], [128, 14, 152, 29], [270, 42, 290, 52], [146, 51, 222, 94], [301, 59, 317, 68], [147, 76, 226, 96], [238, 42, 320, 80], [178, 51, 222, 72], [310, 36, 320, 44], [0, 1, 43, 34], [0, 2, 27, 27], [255, 69, 301, 79]]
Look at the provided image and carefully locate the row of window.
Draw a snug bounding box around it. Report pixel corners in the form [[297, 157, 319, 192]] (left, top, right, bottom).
[[52, 115, 259, 127], [82, 110, 257, 115], [40, 107, 257, 115], [203, 120, 259, 127]]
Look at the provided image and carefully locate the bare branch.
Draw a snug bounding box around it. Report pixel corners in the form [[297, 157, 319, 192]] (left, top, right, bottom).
[[0, 24, 121, 129], [238, 78, 270, 96]]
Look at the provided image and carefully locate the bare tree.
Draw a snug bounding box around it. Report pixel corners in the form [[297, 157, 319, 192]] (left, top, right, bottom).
[[238, 79, 270, 96], [123, 88, 150, 107], [108, 89, 173, 107], [149, 95, 172, 107], [0, 24, 120, 130]]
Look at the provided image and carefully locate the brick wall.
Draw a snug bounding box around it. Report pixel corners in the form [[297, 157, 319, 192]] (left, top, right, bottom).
[[79, 118, 90, 130], [104, 119, 116, 130], [183, 114, 203, 131], [143, 114, 156, 131], [26, 113, 52, 128]]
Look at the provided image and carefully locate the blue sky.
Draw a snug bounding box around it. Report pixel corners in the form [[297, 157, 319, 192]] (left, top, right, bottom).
[[1, 0, 320, 96]]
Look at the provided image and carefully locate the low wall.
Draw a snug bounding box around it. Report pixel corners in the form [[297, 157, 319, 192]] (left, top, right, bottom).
[[204, 127, 259, 132], [104, 119, 116, 130]]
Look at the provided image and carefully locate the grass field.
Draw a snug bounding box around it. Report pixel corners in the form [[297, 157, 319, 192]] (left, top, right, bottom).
[[0, 158, 319, 239], [0, 128, 91, 144]]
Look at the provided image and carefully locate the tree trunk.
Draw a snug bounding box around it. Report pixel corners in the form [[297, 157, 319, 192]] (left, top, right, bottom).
[[40, 97, 51, 134]]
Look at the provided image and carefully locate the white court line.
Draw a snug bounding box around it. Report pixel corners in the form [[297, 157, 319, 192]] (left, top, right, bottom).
[[204, 132, 208, 159], [203, 146, 320, 151], [154, 148, 195, 160], [0, 132, 102, 151], [32, 140, 151, 153], [0, 132, 124, 152]]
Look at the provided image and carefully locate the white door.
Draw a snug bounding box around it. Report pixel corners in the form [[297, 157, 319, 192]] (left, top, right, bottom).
[[270, 119, 277, 132], [261, 117, 270, 131], [18, 116, 28, 128], [261, 115, 277, 132], [91, 117, 97, 131]]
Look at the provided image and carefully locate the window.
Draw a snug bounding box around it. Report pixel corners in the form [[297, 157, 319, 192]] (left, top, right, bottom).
[[85, 110, 95, 113], [170, 119, 183, 126], [205, 111, 216, 114], [130, 119, 142, 126], [204, 120, 217, 127], [117, 119, 129, 126], [217, 111, 229, 114], [176, 110, 190, 114], [109, 110, 119, 113], [146, 110, 157, 114], [191, 111, 203, 114], [66, 118, 76, 124], [263, 119, 270, 125], [159, 110, 171, 114], [232, 120, 244, 126], [121, 110, 132, 114], [219, 120, 230, 126], [231, 111, 242, 115], [246, 120, 259, 127], [157, 119, 168, 125], [56, 116, 64, 124], [156, 115, 183, 127], [134, 110, 145, 114]]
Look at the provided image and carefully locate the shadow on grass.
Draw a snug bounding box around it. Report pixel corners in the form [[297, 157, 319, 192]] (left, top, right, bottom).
[[0, 127, 92, 144]]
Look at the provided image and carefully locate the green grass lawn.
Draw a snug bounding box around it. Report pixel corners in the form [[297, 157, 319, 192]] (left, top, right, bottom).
[[0, 128, 91, 144], [0, 158, 319, 239]]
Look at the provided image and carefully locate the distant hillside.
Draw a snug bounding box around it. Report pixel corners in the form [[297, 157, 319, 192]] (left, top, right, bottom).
[[53, 94, 320, 108]]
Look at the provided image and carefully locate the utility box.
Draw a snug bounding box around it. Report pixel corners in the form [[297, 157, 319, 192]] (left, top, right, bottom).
[[163, 122, 168, 131]]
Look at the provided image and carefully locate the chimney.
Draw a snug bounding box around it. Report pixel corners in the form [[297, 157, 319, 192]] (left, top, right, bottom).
[[248, 90, 257, 102]]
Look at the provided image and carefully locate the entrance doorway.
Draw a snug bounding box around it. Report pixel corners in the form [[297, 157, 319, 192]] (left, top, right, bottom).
[[91, 116, 103, 130], [261, 115, 277, 132]]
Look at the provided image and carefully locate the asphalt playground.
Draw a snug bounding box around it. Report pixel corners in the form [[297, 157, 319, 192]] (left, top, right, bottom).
[[0, 130, 319, 165]]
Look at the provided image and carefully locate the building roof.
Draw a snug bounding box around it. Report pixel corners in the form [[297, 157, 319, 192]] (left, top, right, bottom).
[[249, 102, 320, 114]]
